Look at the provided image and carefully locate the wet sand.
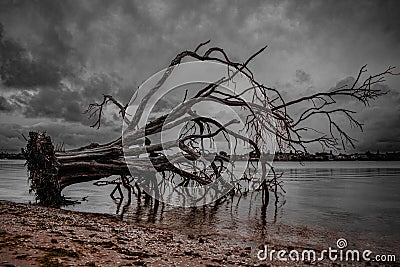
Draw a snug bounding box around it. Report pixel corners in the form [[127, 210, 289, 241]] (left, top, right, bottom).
[[0, 201, 398, 266]]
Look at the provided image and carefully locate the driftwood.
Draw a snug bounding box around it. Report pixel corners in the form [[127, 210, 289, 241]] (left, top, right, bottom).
[[24, 42, 397, 207]]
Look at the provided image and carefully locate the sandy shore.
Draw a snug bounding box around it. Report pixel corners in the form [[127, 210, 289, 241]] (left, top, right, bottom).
[[0, 201, 398, 267]]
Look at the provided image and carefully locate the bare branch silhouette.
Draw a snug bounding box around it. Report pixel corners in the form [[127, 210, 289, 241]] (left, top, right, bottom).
[[24, 42, 397, 207]]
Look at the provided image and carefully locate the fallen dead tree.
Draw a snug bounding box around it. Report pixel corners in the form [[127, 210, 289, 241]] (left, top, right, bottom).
[[24, 41, 397, 207]]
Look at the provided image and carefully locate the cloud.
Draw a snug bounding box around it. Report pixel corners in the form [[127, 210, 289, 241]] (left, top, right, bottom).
[[284, 0, 400, 42], [28, 121, 121, 148], [0, 36, 64, 88], [295, 69, 311, 84], [354, 87, 400, 152], [0, 123, 25, 151], [279, 71, 400, 152], [23, 87, 81, 122], [19, 74, 126, 125], [0, 121, 121, 152], [0, 0, 399, 152], [0, 96, 13, 112]]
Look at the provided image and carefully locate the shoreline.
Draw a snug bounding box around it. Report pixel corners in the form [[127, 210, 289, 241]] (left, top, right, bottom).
[[1, 201, 399, 266]]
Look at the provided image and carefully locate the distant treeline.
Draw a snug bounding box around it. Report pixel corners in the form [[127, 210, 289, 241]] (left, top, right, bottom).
[[234, 150, 400, 161], [1, 150, 400, 161], [0, 151, 25, 160], [273, 151, 400, 161]]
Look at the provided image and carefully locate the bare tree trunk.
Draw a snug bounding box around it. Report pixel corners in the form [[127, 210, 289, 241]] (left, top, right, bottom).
[[55, 139, 127, 189], [25, 132, 128, 205]]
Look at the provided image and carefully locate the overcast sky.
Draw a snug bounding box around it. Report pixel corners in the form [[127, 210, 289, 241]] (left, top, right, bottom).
[[0, 0, 399, 153]]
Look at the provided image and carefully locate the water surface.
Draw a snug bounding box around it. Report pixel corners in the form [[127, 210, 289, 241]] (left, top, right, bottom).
[[1, 159, 399, 251]]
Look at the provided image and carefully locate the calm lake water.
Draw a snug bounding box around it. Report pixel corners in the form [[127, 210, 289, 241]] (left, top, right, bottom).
[[1, 159, 399, 251]]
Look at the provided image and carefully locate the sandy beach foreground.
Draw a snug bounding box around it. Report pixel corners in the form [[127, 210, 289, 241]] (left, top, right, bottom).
[[0, 201, 398, 267]]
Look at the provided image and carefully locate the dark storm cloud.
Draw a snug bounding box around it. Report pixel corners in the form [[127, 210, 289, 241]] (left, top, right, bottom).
[[28, 122, 121, 148], [295, 69, 311, 84], [284, 0, 400, 42], [0, 96, 13, 112], [19, 73, 126, 125], [0, 0, 84, 64], [0, 123, 25, 151], [23, 86, 81, 122], [0, 8, 130, 124], [279, 69, 400, 152], [0, 0, 84, 89], [0, 0, 271, 121], [0, 121, 121, 151], [0, 30, 65, 88], [0, 0, 399, 151], [355, 87, 400, 152], [317, 75, 400, 152]]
